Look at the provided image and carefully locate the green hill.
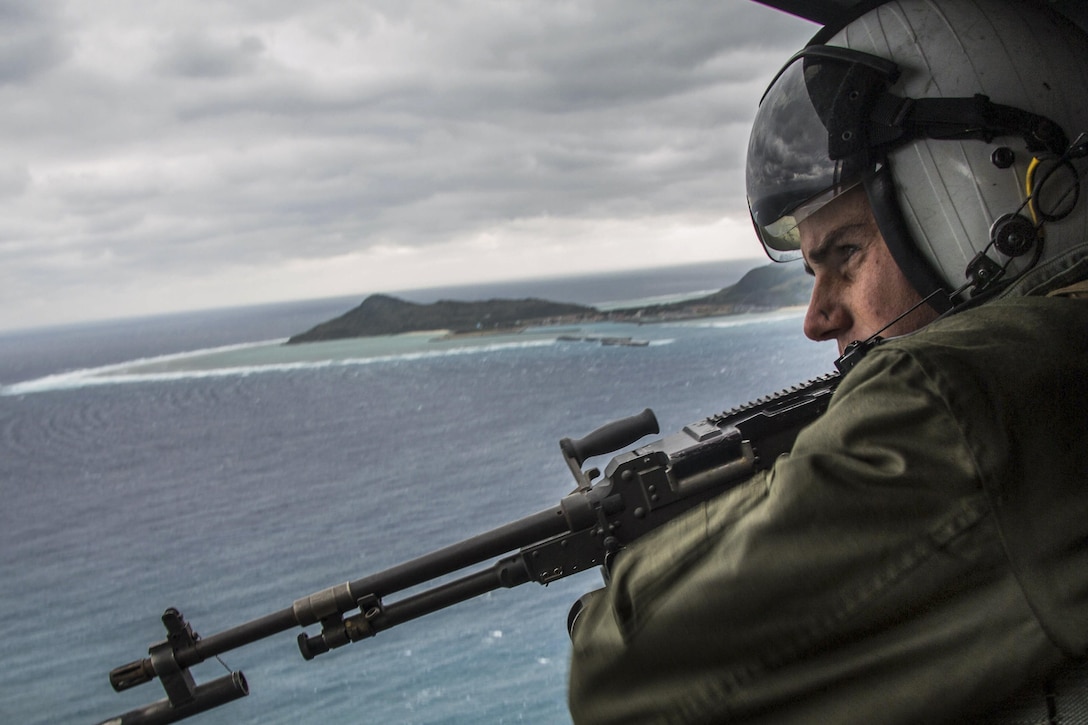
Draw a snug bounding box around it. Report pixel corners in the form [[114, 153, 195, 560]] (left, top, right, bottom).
[[287, 295, 597, 344], [286, 263, 812, 344]]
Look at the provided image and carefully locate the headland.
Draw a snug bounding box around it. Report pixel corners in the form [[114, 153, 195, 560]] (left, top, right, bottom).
[[285, 262, 811, 345]]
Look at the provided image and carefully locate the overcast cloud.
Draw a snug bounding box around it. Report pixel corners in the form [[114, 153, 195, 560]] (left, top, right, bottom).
[[0, 0, 814, 331]]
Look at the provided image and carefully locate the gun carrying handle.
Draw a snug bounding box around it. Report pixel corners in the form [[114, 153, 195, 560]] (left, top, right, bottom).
[[560, 408, 659, 467]]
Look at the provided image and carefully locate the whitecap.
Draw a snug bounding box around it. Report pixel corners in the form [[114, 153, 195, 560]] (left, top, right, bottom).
[[1, 337, 560, 396]]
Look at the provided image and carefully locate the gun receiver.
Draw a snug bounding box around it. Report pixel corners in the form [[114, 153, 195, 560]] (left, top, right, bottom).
[[100, 372, 839, 724]]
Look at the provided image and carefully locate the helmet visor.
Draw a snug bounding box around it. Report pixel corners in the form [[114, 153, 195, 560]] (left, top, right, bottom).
[[746, 47, 898, 261]]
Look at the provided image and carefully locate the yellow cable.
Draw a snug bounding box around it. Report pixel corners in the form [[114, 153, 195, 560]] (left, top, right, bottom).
[[1025, 156, 1041, 223]]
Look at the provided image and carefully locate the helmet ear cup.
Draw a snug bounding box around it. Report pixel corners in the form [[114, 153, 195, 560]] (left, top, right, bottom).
[[990, 213, 1039, 257]]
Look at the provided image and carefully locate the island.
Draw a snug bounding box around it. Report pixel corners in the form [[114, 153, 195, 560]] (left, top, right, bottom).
[[285, 262, 811, 345]]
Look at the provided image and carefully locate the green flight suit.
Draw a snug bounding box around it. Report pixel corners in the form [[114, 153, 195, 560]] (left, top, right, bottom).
[[568, 286, 1088, 724]]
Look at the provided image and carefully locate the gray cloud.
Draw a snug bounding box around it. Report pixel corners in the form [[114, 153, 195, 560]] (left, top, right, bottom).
[[155, 32, 267, 79], [0, 0, 815, 330], [0, 1, 71, 85]]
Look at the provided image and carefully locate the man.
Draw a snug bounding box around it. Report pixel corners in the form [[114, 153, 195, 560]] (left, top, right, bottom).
[[797, 184, 938, 351], [567, 1, 1088, 722]]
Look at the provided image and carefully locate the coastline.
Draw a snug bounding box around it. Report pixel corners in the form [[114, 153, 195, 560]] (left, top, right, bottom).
[[285, 262, 813, 346]]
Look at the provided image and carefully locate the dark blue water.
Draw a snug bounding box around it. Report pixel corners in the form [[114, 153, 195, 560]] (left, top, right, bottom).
[[0, 263, 835, 724]]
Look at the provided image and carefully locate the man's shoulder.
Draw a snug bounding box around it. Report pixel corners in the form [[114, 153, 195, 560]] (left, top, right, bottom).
[[888, 292, 1088, 359], [838, 293, 1088, 407]]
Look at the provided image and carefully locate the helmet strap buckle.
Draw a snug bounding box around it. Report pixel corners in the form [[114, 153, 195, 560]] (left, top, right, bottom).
[[964, 252, 1005, 294]]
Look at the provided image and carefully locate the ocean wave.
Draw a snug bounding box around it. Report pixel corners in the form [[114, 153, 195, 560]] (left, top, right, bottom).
[[593, 288, 722, 311], [672, 309, 804, 330], [2, 337, 559, 396]]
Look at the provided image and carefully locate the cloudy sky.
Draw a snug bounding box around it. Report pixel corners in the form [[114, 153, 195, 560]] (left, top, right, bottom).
[[0, 0, 815, 331]]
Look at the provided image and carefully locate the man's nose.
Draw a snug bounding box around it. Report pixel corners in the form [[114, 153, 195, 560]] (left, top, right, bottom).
[[803, 275, 847, 343]]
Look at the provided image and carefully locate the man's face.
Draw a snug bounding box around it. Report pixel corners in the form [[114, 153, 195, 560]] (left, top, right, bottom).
[[798, 186, 939, 354]]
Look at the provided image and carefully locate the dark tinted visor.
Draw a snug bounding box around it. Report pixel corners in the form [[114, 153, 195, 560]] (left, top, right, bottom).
[[746, 46, 899, 260]]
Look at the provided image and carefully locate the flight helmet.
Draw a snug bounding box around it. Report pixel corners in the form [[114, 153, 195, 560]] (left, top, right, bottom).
[[746, 0, 1088, 310]]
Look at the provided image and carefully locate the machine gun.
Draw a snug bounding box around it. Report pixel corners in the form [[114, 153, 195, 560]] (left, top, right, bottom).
[[100, 371, 840, 724]]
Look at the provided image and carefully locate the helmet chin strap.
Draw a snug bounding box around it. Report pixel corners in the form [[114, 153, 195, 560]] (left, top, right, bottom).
[[863, 169, 958, 313], [834, 287, 950, 373]]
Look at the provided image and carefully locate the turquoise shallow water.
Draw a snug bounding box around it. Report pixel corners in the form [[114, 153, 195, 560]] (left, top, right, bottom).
[[3, 310, 809, 395]]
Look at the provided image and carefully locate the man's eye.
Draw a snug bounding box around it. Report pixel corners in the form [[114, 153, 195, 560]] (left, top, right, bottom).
[[837, 244, 860, 261]]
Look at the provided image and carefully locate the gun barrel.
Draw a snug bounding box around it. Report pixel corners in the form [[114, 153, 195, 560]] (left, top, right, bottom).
[[188, 607, 298, 664], [333, 504, 576, 620], [98, 671, 248, 725], [110, 607, 296, 696]]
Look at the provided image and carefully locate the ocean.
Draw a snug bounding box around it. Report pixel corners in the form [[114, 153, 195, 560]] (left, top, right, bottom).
[[0, 261, 836, 725]]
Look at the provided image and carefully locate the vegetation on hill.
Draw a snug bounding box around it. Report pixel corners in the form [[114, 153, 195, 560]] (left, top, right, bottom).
[[287, 295, 596, 344], [286, 263, 811, 344]]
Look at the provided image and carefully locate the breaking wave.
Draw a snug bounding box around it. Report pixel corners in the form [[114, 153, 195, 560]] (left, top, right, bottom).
[[1, 337, 560, 396]]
